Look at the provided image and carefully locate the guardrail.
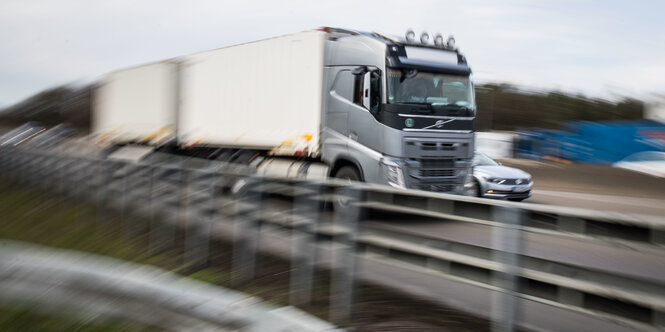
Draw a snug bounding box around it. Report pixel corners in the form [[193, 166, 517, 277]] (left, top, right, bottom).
[[0, 240, 339, 332], [0, 144, 664, 331]]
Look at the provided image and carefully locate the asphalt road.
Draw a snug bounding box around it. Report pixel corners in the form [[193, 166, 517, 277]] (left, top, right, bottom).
[[527, 189, 665, 216], [498, 158, 665, 216]]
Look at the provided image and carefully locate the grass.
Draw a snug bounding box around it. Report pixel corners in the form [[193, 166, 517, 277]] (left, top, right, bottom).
[[0, 184, 182, 268], [0, 307, 162, 332]]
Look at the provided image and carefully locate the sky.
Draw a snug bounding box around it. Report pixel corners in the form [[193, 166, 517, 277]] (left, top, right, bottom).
[[1, 0, 664, 108]]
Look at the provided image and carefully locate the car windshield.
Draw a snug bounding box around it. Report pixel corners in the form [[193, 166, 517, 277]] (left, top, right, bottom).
[[473, 152, 500, 166], [387, 69, 475, 108]]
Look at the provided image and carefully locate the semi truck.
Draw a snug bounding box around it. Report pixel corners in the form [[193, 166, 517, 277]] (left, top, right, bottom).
[[93, 27, 476, 194]]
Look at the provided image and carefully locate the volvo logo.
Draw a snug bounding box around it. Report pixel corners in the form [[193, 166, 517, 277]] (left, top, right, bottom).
[[422, 118, 455, 130]]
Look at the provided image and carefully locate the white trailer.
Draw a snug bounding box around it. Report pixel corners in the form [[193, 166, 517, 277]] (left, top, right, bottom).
[[179, 31, 326, 157], [93, 61, 178, 145]]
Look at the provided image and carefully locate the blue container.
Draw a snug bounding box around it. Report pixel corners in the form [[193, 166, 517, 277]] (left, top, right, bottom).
[[562, 120, 665, 163], [516, 120, 665, 164]]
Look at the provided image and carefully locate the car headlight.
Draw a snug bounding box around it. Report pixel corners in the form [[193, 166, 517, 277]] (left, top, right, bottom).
[[488, 178, 506, 184], [381, 158, 405, 189]]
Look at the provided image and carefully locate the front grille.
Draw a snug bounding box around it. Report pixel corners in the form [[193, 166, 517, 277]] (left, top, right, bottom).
[[495, 178, 530, 185], [405, 157, 468, 195], [419, 159, 455, 168], [487, 190, 531, 198], [419, 142, 457, 151], [408, 158, 466, 179], [417, 184, 456, 192], [405, 156, 471, 195], [404, 138, 471, 158], [419, 169, 455, 177]]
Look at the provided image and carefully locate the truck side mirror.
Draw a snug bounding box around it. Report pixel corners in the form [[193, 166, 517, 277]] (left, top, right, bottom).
[[369, 70, 381, 113], [353, 67, 381, 112], [362, 72, 371, 109], [352, 66, 368, 76]]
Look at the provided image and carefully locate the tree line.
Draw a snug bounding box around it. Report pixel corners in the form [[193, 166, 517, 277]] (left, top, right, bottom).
[[0, 85, 92, 133], [0, 83, 645, 133], [474, 84, 644, 131]]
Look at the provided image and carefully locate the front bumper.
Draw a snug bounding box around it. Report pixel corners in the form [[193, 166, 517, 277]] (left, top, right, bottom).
[[481, 182, 532, 199]]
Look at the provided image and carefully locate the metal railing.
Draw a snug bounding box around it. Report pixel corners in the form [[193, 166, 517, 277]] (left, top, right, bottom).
[[0, 240, 339, 332], [0, 144, 664, 331]]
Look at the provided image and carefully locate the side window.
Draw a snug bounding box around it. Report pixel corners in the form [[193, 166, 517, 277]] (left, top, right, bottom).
[[332, 70, 355, 101]]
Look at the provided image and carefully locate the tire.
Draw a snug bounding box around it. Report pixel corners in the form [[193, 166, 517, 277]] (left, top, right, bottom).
[[335, 166, 362, 182], [333, 165, 366, 220]]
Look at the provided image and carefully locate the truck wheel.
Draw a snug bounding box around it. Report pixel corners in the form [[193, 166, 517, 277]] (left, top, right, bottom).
[[335, 166, 361, 182], [333, 166, 366, 220]]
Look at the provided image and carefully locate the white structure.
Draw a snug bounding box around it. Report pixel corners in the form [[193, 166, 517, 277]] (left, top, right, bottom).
[[475, 131, 514, 159], [93, 61, 178, 145], [180, 31, 325, 154], [646, 95, 665, 123]]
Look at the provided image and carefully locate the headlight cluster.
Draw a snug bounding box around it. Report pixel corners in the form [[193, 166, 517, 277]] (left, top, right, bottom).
[[381, 158, 405, 189]]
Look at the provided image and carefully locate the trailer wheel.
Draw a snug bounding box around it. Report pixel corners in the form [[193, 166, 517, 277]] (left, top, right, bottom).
[[333, 166, 366, 220]]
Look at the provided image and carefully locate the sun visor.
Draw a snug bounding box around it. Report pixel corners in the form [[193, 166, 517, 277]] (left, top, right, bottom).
[[386, 46, 471, 75]]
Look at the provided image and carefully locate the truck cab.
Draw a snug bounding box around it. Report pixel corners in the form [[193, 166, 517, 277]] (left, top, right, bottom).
[[321, 28, 475, 194]]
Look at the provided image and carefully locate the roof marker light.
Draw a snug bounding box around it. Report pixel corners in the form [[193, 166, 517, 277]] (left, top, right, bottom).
[[446, 35, 456, 49], [434, 33, 444, 47], [420, 31, 430, 44], [406, 29, 415, 42]]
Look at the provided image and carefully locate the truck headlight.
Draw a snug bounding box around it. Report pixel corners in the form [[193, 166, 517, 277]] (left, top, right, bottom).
[[381, 158, 405, 189]]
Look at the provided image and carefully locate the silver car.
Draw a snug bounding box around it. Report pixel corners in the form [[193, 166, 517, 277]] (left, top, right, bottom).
[[469, 151, 532, 201]]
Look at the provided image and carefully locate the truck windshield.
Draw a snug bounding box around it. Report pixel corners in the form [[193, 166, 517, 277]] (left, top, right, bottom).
[[387, 69, 475, 109]]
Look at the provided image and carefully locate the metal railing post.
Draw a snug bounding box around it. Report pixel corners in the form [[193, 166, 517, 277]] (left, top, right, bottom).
[[290, 181, 320, 306], [148, 164, 161, 253], [330, 185, 361, 324], [491, 205, 525, 332], [120, 162, 130, 232], [232, 176, 262, 286], [184, 169, 214, 269]]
